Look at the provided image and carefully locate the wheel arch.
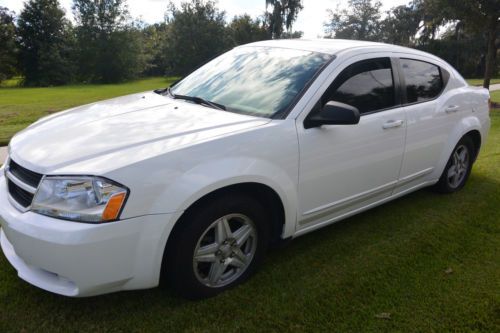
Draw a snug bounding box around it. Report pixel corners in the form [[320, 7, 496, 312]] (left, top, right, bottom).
[[433, 117, 483, 179], [465, 129, 481, 161], [159, 181, 288, 284], [170, 182, 286, 244]]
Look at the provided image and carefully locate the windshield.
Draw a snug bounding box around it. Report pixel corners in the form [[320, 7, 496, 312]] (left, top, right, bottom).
[[170, 46, 333, 118]]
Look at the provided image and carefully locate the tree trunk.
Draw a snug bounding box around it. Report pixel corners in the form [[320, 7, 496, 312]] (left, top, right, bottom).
[[483, 16, 498, 89]]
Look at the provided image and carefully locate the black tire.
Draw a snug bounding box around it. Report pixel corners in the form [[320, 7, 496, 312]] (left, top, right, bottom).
[[163, 193, 270, 299], [433, 136, 475, 193]]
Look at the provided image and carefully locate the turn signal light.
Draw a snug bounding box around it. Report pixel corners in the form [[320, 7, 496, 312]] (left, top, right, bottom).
[[102, 192, 127, 221]]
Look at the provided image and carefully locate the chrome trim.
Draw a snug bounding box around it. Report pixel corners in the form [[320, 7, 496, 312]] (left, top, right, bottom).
[[5, 169, 37, 194]]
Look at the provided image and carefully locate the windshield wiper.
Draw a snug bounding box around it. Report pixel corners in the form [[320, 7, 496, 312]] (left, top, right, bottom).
[[155, 87, 226, 111], [171, 91, 226, 111]]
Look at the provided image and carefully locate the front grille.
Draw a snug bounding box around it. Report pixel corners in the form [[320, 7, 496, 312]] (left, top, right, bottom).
[[7, 179, 34, 208], [8, 159, 43, 188], [5, 158, 43, 210]]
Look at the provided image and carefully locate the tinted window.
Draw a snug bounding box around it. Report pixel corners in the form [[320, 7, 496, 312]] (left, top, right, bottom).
[[322, 58, 395, 114], [171, 47, 333, 118], [401, 59, 443, 103]]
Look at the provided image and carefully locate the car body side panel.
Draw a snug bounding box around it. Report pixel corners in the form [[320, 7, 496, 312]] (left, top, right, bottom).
[[102, 120, 300, 238], [430, 90, 490, 181]]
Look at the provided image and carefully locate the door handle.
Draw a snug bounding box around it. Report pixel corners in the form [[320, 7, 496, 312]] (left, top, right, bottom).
[[445, 105, 459, 113], [382, 120, 404, 129]]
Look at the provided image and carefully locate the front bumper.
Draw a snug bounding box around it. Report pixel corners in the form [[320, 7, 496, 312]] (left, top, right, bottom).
[[0, 171, 181, 297]]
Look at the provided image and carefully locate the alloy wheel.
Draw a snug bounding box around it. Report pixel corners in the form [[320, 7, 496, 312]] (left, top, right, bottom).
[[192, 213, 257, 288], [446, 144, 469, 189]]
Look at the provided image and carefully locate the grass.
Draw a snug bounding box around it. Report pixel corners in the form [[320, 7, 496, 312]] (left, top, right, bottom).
[[0, 109, 499, 329], [0, 77, 176, 146], [466, 78, 500, 86], [0, 77, 22, 88], [490, 90, 500, 103]]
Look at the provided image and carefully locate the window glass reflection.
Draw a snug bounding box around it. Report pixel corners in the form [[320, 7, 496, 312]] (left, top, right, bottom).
[[401, 59, 443, 103], [323, 58, 395, 114], [172, 47, 333, 117]]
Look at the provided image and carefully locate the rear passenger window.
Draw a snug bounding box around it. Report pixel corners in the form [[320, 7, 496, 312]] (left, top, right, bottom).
[[401, 59, 443, 103], [322, 58, 395, 114]]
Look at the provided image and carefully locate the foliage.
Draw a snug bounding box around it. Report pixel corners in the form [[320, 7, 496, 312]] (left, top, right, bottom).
[[323, 0, 498, 80], [325, 0, 382, 41], [265, 0, 303, 38], [379, 0, 424, 46], [73, 0, 144, 83], [17, 0, 75, 86], [280, 30, 303, 39], [228, 14, 270, 46], [139, 22, 170, 76], [163, 0, 230, 76], [3, 0, 499, 86], [419, 25, 488, 78], [424, 0, 500, 88], [0, 7, 17, 83]]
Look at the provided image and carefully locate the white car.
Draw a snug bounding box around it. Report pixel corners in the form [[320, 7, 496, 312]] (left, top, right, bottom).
[[0, 40, 490, 299]]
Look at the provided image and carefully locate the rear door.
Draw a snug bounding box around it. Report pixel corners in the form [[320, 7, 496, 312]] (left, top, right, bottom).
[[393, 57, 453, 194]]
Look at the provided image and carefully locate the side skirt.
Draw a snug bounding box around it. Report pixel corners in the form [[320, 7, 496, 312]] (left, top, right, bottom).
[[292, 179, 438, 238]]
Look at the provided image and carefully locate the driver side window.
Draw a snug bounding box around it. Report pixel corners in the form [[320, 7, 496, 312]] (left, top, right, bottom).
[[322, 58, 396, 114]]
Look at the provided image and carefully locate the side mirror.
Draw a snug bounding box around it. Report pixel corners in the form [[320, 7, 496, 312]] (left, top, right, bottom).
[[304, 101, 360, 129]]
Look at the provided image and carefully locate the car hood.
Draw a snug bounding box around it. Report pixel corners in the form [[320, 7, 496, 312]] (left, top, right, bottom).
[[9, 92, 270, 172]]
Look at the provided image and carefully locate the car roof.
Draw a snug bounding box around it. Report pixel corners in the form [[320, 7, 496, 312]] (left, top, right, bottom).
[[242, 39, 429, 57], [238, 39, 466, 85]]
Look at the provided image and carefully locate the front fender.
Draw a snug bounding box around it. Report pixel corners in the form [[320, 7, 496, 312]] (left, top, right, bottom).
[[149, 156, 298, 238]]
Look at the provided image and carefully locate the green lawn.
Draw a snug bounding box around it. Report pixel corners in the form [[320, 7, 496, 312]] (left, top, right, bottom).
[[0, 77, 176, 146], [0, 112, 498, 329], [466, 78, 500, 86], [490, 90, 500, 103]]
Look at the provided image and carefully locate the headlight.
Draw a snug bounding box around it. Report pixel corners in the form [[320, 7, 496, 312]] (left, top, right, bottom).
[[31, 176, 129, 223]]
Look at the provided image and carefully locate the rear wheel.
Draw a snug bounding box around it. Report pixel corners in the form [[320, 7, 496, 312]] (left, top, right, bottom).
[[434, 136, 475, 193], [164, 194, 270, 299]]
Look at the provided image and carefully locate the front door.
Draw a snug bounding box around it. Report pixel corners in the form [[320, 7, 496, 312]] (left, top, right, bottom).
[[296, 57, 406, 230]]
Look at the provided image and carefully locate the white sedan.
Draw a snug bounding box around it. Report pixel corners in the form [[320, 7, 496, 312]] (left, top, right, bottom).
[[0, 39, 490, 299]]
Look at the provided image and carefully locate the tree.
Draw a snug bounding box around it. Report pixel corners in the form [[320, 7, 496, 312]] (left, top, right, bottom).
[[425, 0, 499, 88], [73, 0, 144, 82], [265, 0, 303, 38], [163, 0, 230, 75], [418, 24, 487, 77], [279, 30, 303, 39], [379, 0, 424, 46], [0, 7, 17, 83], [17, 0, 75, 86], [140, 22, 170, 76], [228, 14, 270, 46], [324, 0, 382, 41]]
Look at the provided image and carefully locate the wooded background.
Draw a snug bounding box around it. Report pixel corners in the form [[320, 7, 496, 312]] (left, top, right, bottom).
[[0, 0, 498, 87]]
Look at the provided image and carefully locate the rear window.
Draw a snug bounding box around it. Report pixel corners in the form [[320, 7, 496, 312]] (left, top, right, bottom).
[[401, 59, 443, 103]]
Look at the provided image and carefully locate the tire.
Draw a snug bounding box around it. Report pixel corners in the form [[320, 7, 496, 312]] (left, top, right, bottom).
[[163, 193, 270, 299], [433, 136, 475, 193]]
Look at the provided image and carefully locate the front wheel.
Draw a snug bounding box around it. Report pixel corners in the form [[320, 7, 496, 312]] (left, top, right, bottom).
[[164, 194, 270, 299], [433, 136, 475, 193]]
